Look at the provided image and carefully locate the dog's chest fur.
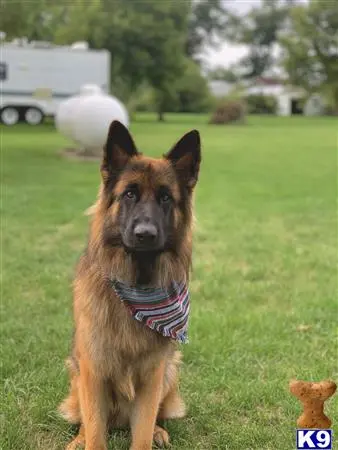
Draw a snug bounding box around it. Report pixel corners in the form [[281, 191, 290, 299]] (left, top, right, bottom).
[[73, 255, 174, 398]]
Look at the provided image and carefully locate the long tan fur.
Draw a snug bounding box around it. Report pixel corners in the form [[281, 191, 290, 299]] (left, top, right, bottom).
[[59, 123, 199, 450]]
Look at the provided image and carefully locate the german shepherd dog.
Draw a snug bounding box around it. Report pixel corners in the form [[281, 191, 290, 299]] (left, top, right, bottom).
[[59, 121, 201, 450]]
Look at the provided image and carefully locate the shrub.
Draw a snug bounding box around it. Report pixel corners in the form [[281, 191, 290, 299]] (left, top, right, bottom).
[[209, 98, 246, 124], [323, 104, 338, 116], [245, 94, 277, 114]]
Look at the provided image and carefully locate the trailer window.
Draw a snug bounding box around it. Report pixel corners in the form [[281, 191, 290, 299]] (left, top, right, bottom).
[[0, 62, 7, 80]]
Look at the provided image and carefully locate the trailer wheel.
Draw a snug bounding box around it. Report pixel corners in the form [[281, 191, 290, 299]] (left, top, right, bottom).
[[0, 107, 20, 125], [24, 107, 44, 125]]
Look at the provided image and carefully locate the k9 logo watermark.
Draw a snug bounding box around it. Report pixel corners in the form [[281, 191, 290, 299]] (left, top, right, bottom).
[[296, 429, 332, 449]]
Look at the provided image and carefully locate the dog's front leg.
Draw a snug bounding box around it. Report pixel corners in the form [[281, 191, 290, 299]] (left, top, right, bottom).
[[130, 359, 165, 450], [78, 359, 108, 450]]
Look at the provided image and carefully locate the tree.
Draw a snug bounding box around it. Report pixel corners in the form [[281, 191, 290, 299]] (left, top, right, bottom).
[[51, 0, 188, 121], [0, 0, 59, 41], [1, 0, 222, 120], [175, 59, 211, 113], [279, 0, 338, 111], [185, 0, 228, 63], [208, 66, 239, 83], [128, 59, 211, 114], [225, 0, 292, 78]]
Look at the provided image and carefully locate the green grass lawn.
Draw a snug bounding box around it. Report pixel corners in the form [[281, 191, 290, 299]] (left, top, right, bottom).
[[1, 115, 337, 449]]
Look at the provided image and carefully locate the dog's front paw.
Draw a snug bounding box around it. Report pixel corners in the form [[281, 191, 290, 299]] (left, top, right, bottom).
[[153, 425, 170, 447]]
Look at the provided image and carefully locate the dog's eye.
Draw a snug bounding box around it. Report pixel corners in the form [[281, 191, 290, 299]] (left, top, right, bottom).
[[125, 190, 136, 199], [160, 193, 171, 203]]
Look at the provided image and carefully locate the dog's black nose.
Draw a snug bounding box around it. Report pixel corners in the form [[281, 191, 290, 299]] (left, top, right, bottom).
[[134, 223, 158, 244]]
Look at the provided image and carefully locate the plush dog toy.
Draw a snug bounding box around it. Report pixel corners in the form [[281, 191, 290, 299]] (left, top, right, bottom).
[[289, 379, 337, 429]]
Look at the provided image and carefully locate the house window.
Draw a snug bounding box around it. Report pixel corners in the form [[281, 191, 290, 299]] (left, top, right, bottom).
[[0, 62, 7, 80]]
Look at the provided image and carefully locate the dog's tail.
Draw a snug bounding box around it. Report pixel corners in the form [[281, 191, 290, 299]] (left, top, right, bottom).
[[58, 357, 81, 424]]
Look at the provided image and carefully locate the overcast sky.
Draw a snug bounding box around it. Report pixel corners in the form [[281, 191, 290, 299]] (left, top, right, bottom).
[[203, 0, 307, 69], [204, 0, 260, 68]]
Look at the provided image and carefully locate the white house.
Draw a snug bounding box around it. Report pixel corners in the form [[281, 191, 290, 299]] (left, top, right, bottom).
[[208, 77, 324, 116], [246, 78, 306, 116]]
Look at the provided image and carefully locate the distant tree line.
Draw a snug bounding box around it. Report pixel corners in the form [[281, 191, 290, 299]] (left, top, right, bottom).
[[1, 0, 337, 116], [208, 0, 338, 113], [1, 0, 228, 120]]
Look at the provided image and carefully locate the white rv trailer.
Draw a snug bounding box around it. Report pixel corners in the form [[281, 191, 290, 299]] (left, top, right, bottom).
[[0, 40, 110, 125]]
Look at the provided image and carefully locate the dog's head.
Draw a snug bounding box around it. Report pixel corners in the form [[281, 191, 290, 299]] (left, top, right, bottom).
[[94, 121, 201, 255]]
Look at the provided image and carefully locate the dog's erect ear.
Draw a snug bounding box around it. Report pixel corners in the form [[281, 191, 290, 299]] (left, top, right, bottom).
[[101, 121, 138, 182], [165, 130, 201, 189]]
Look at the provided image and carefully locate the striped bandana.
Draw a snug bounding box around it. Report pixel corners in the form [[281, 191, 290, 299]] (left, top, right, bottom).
[[112, 280, 190, 343]]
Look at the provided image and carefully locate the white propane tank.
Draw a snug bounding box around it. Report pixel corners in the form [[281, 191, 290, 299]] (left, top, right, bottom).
[[72, 94, 129, 150], [79, 84, 103, 95], [55, 84, 103, 140], [55, 96, 81, 139], [55, 84, 129, 151]]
